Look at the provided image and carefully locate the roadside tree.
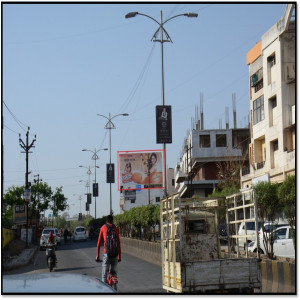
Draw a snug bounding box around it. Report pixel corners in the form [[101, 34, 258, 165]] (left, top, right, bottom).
[[278, 175, 295, 247], [254, 181, 281, 259]]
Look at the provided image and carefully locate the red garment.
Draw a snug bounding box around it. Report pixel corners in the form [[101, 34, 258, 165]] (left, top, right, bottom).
[[96, 223, 121, 260], [48, 231, 54, 243]]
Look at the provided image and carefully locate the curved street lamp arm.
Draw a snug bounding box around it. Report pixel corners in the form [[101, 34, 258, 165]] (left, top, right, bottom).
[[163, 13, 198, 25], [163, 13, 186, 25], [97, 114, 110, 121], [136, 12, 160, 26], [110, 113, 128, 121]]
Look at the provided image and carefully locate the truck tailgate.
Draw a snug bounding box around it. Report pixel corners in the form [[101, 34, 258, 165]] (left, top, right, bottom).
[[182, 258, 261, 293]]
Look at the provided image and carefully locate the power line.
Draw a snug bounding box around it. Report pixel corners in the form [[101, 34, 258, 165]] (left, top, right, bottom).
[[3, 101, 28, 132]]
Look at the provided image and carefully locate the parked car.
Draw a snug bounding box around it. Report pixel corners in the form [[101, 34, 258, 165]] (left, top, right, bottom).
[[248, 225, 295, 258], [40, 228, 57, 250], [53, 228, 61, 245], [257, 221, 288, 239], [73, 226, 87, 242], [238, 221, 262, 249]]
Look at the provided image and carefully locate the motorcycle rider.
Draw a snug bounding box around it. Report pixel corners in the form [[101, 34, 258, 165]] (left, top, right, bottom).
[[96, 215, 121, 286], [46, 231, 57, 263]]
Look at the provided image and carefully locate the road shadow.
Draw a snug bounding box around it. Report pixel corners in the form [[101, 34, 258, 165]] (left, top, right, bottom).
[[54, 266, 96, 272]]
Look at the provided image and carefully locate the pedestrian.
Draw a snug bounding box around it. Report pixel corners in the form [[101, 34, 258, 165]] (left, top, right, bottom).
[[63, 228, 69, 244], [96, 214, 121, 286]]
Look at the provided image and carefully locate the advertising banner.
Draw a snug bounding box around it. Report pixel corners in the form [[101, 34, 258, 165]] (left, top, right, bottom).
[[107, 163, 115, 183], [93, 183, 98, 197], [156, 105, 172, 144], [13, 204, 27, 224], [118, 150, 165, 191]]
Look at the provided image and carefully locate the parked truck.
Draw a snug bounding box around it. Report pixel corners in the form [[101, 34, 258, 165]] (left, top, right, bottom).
[[160, 189, 262, 293]]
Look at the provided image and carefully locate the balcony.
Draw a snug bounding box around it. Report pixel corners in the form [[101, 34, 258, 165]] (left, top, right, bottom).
[[175, 168, 187, 183], [257, 161, 265, 170]]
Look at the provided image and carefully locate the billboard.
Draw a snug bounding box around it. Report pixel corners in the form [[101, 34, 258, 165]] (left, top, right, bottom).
[[118, 150, 165, 191]]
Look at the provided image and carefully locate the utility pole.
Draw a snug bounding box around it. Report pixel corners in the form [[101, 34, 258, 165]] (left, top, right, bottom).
[[19, 127, 36, 248]]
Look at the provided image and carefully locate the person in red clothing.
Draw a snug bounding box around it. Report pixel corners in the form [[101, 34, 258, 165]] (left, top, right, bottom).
[[96, 215, 121, 287]]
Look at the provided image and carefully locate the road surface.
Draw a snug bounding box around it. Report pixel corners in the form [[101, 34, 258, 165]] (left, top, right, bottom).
[[4, 239, 165, 294]]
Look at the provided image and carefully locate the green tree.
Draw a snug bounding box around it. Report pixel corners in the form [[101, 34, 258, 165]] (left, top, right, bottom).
[[30, 182, 52, 218], [278, 175, 295, 247], [51, 187, 68, 217], [255, 181, 281, 259]]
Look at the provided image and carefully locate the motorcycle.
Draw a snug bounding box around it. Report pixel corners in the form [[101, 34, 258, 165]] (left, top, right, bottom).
[[45, 243, 56, 272]]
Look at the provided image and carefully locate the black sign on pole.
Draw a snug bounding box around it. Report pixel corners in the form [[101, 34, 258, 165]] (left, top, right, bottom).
[[156, 105, 172, 144], [87, 193, 92, 204], [106, 163, 115, 183], [93, 183, 98, 197], [85, 202, 89, 211]]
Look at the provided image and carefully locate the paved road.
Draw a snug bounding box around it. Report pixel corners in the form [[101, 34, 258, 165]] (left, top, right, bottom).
[[4, 239, 165, 294]]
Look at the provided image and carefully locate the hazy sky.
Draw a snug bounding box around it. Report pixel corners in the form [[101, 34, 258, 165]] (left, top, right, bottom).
[[3, 2, 287, 218]]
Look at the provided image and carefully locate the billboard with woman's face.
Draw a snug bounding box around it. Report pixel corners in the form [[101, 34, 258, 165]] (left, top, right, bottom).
[[117, 149, 165, 191]]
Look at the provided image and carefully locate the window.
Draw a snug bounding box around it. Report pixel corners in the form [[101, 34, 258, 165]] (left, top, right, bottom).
[[268, 53, 276, 67], [200, 135, 210, 148], [253, 95, 265, 125], [269, 95, 277, 108], [267, 53, 276, 85], [272, 140, 278, 151], [185, 220, 206, 233], [216, 134, 227, 147], [251, 68, 263, 92], [156, 197, 160, 203], [172, 179, 175, 186]]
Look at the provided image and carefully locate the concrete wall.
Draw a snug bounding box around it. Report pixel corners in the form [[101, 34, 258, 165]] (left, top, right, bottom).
[[120, 237, 161, 266], [121, 238, 295, 293]]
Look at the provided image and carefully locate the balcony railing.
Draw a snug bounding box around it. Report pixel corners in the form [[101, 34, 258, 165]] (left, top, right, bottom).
[[242, 167, 250, 176], [257, 161, 265, 169]]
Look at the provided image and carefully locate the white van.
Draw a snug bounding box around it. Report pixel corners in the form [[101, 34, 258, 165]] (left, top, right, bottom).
[[238, 221, 261, 249]]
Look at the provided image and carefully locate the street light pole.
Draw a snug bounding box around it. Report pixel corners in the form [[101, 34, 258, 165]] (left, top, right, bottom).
[[125, 10, 197, 196], [97, 113, 129, 215], [82, 148, 107, 218], [79, 166, 92, 216]]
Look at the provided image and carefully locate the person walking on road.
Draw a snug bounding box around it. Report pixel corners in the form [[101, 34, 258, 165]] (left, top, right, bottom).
[[96, 214, 121, 286]]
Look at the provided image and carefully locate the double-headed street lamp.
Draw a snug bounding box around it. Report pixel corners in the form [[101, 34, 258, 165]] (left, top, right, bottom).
[[79, 166, 92, 215], [82, 148, 108, 218], [97, 113, 129, 215], [126, 10, 197, 196]]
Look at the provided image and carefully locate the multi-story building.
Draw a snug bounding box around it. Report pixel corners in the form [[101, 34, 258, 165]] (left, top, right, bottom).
[[175, 121, 250, 198], [119, 167, 175, 212], [241, 4, 295, 187]]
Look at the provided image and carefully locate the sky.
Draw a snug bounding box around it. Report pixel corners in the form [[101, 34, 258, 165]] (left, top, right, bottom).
[[2, 2, 288, 218]]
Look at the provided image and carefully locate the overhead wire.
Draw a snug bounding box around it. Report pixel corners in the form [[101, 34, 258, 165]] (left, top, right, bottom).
[[3, 101, 28, 132]]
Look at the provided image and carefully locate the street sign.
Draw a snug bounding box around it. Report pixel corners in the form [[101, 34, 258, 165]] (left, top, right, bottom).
[[107, 163, 115, 183], [93, 183, 98, 197], [156, 105, 172, 144], [24, 189, 31, 202]]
